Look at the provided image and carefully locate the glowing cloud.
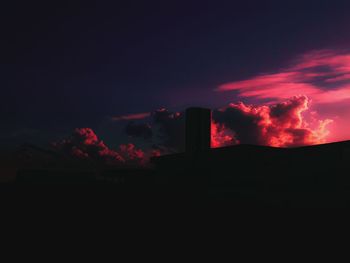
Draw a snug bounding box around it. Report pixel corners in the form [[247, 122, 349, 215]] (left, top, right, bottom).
[[213, 96, 332, 147], [216, 50, 350, 104], [119, 98, 333, 152], [53, 128, 147, 165], [211, 121, 238, 148]]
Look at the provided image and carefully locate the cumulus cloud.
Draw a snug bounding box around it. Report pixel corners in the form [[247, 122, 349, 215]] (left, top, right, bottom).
[[211, 121, 239, 148], [120, 108, 187, 154], [119, 95, 333, 151], [53, 94, 334, 167], [216, 50, 350, 104], [213, 96, 332, 147], [53, 128, 147, 165], [118, 143, 145, 164], [53, 109, 186, 166]]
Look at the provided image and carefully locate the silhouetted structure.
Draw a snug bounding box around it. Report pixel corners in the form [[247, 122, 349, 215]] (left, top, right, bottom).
[[13, 107, 350, 207], [185, 107, 211, 153]]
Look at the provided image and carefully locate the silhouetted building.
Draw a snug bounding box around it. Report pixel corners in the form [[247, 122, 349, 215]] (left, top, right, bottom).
[[185, 107, 211, 153], [14, 107, 350, 207]]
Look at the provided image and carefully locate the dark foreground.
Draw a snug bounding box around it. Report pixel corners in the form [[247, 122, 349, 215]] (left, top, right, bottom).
[[4, 141, 350, 208]]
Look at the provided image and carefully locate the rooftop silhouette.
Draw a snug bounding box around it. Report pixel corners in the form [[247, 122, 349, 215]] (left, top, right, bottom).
[[13, 107, 350, 207]]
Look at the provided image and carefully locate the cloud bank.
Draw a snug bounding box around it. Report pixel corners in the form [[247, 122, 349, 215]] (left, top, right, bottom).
[[53, 98, 333, 165]]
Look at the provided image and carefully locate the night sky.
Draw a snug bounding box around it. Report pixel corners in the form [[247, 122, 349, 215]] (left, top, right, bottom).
[[3, 0, 350, 155]]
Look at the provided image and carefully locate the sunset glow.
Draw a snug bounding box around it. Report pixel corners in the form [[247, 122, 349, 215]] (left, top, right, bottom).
[[216, 50, 350, 144]]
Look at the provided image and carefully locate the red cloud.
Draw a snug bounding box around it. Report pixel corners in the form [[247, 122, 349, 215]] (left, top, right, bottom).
[[53, 128, 148, 165], [119, 143, 145, 163], [211, 122, 239, 148], [216, 50, 350, 104], [118, 102, 333, 151], [213, 96, 332, 147], [112, 112, 151, 121]]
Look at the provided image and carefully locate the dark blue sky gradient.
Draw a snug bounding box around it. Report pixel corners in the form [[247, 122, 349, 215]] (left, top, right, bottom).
[[2, 0, 350, 145]]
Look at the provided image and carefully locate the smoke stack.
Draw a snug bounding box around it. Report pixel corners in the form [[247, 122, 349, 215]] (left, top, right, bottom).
[[185, 107, 211, 153]]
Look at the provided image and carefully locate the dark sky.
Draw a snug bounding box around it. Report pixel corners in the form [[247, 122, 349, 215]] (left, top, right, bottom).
[[2, 0, 350, 147]]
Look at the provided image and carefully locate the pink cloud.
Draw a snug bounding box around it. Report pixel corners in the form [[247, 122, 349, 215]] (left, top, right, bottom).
[[119, 143, 145, 163], [53, 128, 125, 164], [324, 73, 350, 83], [112, 112, 151, 121], [291, 50, 350, 73], [213, 96, 333, 147], [217, 72, 302, 91], [211, 121, 239, 148], [216, 50, 350, 104], [315, 86, 350, 103], [53, 128, 151, 166]]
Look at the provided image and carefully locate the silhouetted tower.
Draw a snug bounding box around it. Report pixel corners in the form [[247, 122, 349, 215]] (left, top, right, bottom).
[[185, 107, 211, 153]]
